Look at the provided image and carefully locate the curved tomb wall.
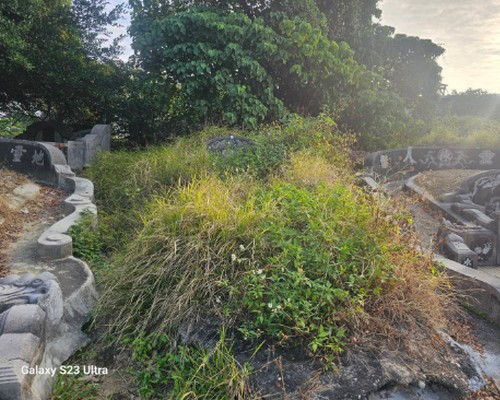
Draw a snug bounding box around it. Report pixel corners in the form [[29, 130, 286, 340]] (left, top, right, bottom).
[[0, 152, 97, 399], [365, 147, 499, 177]]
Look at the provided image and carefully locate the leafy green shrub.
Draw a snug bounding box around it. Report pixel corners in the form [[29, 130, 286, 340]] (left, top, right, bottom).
[[130, 330, 251, 400], [67, 212, 102, 261], [235, 182, 395, 357]]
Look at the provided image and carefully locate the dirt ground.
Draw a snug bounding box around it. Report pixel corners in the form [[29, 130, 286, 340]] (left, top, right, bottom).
[[414, 169, 484, 200], [0, 168, 65, 276]]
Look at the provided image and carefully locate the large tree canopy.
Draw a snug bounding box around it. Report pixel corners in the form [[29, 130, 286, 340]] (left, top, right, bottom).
[[0, 0, 125, 124], [1, 0, 447, 149], [128, 0, 445, 145], [130, 2, 366, 128]]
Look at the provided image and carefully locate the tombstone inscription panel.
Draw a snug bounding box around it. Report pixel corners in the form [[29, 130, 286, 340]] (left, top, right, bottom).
[[0, 139, 67, 186]]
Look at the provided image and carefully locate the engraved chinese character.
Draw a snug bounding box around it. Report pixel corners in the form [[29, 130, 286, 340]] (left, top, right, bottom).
[[31, 150, 44, 166], [479, 150, 495, 165], [11, 145, 26, 162], [403, 147, 417, 165], [462, 257, 473, 268], [380, 154, 390, 169], [437, 148, 453, 164]]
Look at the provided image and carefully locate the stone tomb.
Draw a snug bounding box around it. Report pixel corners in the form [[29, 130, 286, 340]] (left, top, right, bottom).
[[0, 140, 74, 188], [436, 170, 500, 268], [8, 122, 111, 170], [0, 143, 97, 399], [206, 135, 255, 155]]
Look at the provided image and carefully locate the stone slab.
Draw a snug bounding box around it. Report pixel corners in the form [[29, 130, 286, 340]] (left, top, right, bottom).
[[0, 333, 41, 365], [1, 305, 46, 336], [437, 256, 500, 326], [366, 147, 500, 177], [442, 233, 479, 268]]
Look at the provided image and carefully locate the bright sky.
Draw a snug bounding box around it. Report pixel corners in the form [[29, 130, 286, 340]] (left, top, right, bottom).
[[379, 0, 500, 94]]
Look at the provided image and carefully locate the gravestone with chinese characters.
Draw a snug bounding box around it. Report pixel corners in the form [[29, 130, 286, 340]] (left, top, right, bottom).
[[0, 139, 74, 187], [365, 147, 500, 177]]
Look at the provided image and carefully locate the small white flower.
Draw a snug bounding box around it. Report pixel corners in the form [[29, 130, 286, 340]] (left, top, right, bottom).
[[239, 245, 245, 251], [231, 254, 237, 262], [256, 269, 263, 275], [268, 302, 273, 309]]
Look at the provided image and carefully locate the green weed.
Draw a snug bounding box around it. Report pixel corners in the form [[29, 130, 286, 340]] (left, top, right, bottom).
[[51, 373, 101, 400], [130, 330, 252, 399], [235, 182, 395, 357], [67, 211, 102, 261]]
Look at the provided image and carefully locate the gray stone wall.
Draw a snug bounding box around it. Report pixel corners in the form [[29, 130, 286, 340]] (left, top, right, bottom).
[[365, 147, 499, 177], [0, 158, 97, 399]]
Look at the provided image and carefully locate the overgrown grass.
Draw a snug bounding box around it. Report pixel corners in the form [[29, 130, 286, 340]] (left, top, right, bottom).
[[85, 115, 456, 398], [51, 373, 101, 400], [130, 330, 252, 399]]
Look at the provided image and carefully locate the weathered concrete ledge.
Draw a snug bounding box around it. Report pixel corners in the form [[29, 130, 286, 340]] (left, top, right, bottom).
[[436, 256, 500, 326], [0, 144, 97, 400], [359, 153, 500, 325], [403, 176, 463, 224], [37, 177, 96, 261]]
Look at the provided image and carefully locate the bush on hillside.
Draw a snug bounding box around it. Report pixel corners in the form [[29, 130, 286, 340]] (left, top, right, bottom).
[[86, 118, 455, 400]]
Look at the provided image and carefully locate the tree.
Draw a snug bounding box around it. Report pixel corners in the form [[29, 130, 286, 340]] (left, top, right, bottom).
[[440, 89, 500, 120], [353, 24, 445, 120], [70, 0, 126, 61], [129, 4, 363, 129], [0, 0, 126, 125]]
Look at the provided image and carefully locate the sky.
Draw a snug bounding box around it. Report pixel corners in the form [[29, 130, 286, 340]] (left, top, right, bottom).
[[379, 0, 500, 94], [108, 0, 500, 94]]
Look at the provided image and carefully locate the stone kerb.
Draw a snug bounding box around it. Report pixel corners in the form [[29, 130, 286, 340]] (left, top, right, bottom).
[[0, 139, 75, 188], [365, 147, 499, 177], [436, 256, 500, 326], [0, 167, 97, 399], [37, 177, 96, 260]]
